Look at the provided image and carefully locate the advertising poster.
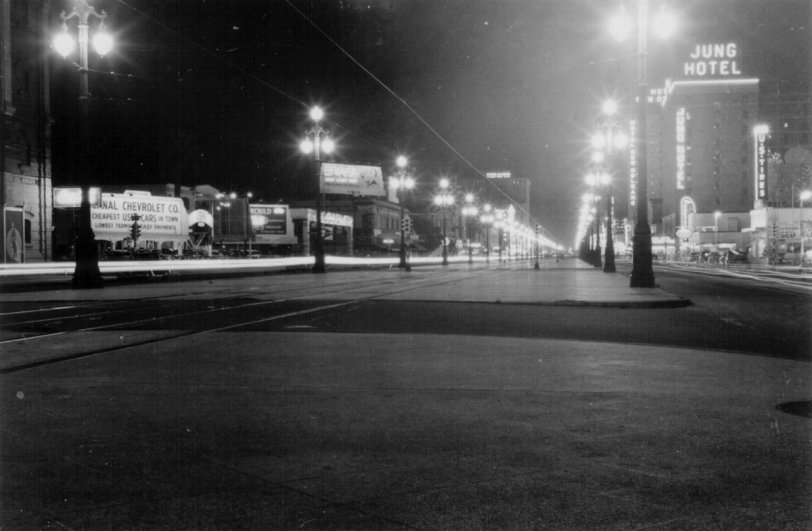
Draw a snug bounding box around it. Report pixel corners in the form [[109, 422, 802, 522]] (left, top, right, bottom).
[[250, 204, 297, 245], [250, 204, 288, 235], [3, 207, 25, 263], [320, 163, 385, 197], [91, 193, 186, 238]]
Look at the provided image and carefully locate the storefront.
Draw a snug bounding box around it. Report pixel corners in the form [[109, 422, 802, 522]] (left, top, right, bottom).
[[290, 208, 353, 256]]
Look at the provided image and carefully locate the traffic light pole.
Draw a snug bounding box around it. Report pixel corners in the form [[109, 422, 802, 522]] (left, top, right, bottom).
[[398, 187, 410, 271], [130, 213, 141, 255]]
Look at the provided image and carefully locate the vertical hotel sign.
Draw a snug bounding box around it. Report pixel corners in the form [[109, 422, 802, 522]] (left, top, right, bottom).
[[754, 128, 768, 204], [675, 108, 687, 190], [628, 120, 637, 207]]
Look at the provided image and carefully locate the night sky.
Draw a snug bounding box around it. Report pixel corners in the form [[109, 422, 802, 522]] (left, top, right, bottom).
[[49, 0, 810, 244]]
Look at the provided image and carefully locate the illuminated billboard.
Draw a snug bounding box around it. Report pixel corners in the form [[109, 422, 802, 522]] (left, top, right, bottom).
[[251, 204, 289, 235], [53, 187, 102, 208], [320, 163, 385, 197], [91, 193, 186, 237]]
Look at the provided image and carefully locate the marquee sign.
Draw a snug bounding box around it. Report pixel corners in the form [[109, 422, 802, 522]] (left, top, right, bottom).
[[683, 43, 742, 77]]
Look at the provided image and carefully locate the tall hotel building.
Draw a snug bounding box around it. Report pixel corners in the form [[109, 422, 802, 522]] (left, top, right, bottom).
[[642, 43, 760, 239]]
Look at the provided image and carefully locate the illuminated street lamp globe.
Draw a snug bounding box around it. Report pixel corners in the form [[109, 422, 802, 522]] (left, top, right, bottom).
[[92, 25, 114, 56], [309, 105, 324, 122], [53, 28, 75, 57], [602, 98, 618, 116]]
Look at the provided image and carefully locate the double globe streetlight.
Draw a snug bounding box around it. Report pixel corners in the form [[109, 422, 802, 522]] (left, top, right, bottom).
[[580, 192, 599, 265], [433, 178, 454, 266], [393, 156, 415, 270], [608, 0, 677, 287], [799, 190, 812, 266], [461, 194, 479, 264], [590, 99, 629, 273], [53, 0, 114, 289], [299, 106, 335, 274], [585, 171, 610, 268], [479, 204, 494, 264]]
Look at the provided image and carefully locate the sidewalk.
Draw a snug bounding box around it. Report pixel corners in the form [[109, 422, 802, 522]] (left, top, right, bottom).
[[0, 258, 689, 308], [2, 318, 808, 529]]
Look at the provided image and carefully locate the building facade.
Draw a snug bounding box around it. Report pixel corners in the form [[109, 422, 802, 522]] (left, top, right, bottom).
[[655, 77, 760, 236], [1, 0, 53, 263]]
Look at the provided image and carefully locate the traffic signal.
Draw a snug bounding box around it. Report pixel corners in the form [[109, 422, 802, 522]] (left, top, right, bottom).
[[401, 217, 412, 233], [130, 221, 141, 242]]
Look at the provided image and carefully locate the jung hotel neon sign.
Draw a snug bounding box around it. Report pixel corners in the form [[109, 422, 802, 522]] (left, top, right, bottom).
[[684, 43, 742, 77]]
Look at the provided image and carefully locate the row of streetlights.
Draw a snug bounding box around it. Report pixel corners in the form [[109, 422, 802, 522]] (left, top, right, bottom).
[[55, 0, 558, 286], [577, 1, 678, 286], [298, 107, 553, 273], [579, 98, 628, 271]]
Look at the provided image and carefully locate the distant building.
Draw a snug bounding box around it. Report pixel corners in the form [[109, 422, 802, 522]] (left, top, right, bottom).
[[1, 0, 52, 263], [292, 196, 406, 256], [484, 171, 531, 221], [654, 77, 760, 238], [637, 39, 766, 250]]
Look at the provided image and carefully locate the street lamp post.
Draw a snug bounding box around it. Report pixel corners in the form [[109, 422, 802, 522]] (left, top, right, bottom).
[[54, 0, 114, 289], [434, 178, 454, 266], [480, 204, 494, 264], [505, 223, 512, 262], [592, 188, 602, 268], [610, 0, 674, 287], [596, 99, 627, 273], [462, 194, 478, 265], [534, 224, 540, 269], [496, 221, 504, 263], [630, 0, 655, 286], [394, 156, 415, 271], [799, 190, 811, 267], [299, 106, 335, 274], [714, 211, 722, 246]]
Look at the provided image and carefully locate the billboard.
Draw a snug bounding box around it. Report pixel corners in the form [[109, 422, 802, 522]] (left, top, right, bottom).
[[320, 163, 385, 197], [91, 193, 187, 238], [53, 187, 101, 208], [486, 171, 511, 179], [249, 204, 297, 245]]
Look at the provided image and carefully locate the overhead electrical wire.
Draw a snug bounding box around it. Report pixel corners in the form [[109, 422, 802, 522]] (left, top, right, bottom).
[[284, 1, 560, 243], [116, 0, 560, 244]]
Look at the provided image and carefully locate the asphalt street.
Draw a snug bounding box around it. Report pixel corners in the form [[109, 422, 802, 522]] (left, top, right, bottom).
[[1, 259, 810, 529]]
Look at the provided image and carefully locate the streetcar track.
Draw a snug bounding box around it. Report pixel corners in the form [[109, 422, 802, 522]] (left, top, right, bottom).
[[0, 274, 420, 329], [660, 263, 812, 292], [0, 275, 381, 319], [0, 269, 492, 374]]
